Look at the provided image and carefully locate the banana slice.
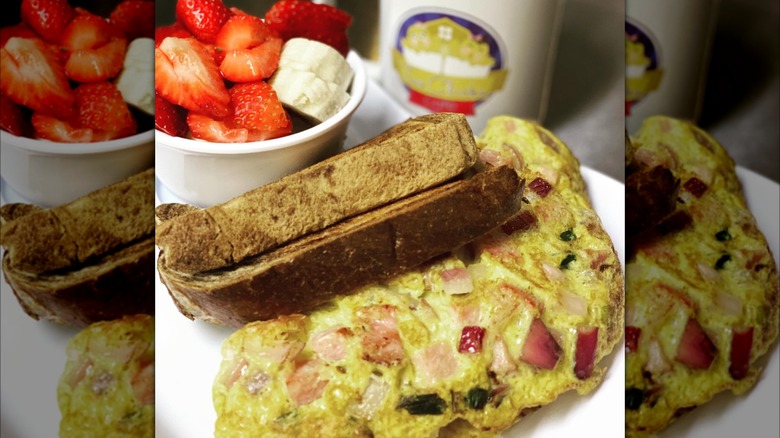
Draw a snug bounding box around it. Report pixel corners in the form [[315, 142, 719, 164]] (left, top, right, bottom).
[[115, 38, 155, 115], [269, 38, 353, 123]]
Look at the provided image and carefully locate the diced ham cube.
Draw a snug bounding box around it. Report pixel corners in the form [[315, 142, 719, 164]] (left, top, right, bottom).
[[676, 318, 717, 369], [729, 327, 753, 380], [458, 326, 486, 354], [520, 319, 561, 370], [574, 326, 598, 379]]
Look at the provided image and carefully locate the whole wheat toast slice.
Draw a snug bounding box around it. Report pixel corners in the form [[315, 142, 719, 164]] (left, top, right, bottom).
[[0, 169, 155, 326], [157, 164, 523, 327], [155, 113, 479, 275], [0, 168, 155, 275]]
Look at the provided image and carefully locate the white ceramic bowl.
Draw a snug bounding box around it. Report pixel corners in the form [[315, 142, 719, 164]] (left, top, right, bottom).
[[0, 130, 154, 207], [155, 51, 367, 207]]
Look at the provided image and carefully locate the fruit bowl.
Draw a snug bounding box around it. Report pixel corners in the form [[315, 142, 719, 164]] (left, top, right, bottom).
[[155, 50, 367, 208], [0, 129, 154, 207]]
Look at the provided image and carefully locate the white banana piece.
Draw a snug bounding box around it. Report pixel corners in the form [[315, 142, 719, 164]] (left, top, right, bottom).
[[269, 38, 353, 123], [115, 38, 155, 115]]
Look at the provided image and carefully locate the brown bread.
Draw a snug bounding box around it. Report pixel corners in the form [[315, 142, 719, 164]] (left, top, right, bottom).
[[157, 165, 523, 327], [155, 113, 479, 275]]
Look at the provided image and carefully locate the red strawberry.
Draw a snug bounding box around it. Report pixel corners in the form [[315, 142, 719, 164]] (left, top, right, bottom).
[[214, 14, 281, 82], [155, 37, 231, 118], [574, 326, 599, 379], [65, 37, 128, 82], [74, 81, 136, 138], [155, 22, 192, 47], [229, 81, 291, 139], [520, 318, 562, 370], [0, 37, 75, 117], [186, 112, 252, 143], [21, 0, 76, 43], [109, 0, 155, 40], [676, 318, 717, 369], [155, 93, 188, 137], [59, 13, 113, 51], [31, 112, 107, 142], [0, 93, 32, 137], [264, 0, 351, 56], [219, 38, 282, 82], [1, 23, 37, 47], [176, 0, 232, 44]]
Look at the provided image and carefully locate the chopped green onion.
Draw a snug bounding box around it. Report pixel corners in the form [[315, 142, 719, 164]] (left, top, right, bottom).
[[397, 394, 446, 415], [465, 388, 489, 410], [715, 254, 731, 270], [560, 254, 577, 269], [715, 229, 732, 241], [560, 229, 577, 241]]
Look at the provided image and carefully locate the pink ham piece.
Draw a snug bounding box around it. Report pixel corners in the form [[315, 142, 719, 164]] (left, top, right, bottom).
[[309, 326, 353, 362], [520, 319, 562, 370], [683, 177, 708, 198], [489, 337, 517, 376], [676, 318, 717, 369], [440, 267, 473, 295], [729, 327, 753, 380], [412, 342, 458, 383], [458, 326, 486, 353], [356, 305, 405, 366], [285, 358, 328, 406], [574, 326, 598, 379]]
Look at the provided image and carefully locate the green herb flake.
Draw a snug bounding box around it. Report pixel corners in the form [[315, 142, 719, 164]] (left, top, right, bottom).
[[560, 229, 577, 241], [560, 254, 577, 269], [715, 229, 732, 242], [397, 394, 446, 415], [465, 387, 489, 410], [715, 254, 731, 270]]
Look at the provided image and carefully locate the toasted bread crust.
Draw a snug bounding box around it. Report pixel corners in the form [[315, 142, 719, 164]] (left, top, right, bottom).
[[158, 165, 523, 327], [156, 113, 480, 275], [0, 168, 155, 275]]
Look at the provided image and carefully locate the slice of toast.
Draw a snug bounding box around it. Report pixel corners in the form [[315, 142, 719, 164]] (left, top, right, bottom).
[[0, 169, 155, 327], [155, 112, 479, 275], [1, 168, 155, 275], [157, 164, 523, 327]]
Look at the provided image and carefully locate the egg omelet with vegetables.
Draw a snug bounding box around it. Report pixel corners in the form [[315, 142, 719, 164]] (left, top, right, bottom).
[[213, 116, 624, 437], [58, 314, 154, 438], [625, 116, 779, 436]]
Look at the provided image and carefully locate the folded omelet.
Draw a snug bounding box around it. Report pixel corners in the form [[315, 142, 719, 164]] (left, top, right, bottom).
[[58, 314, 154, 438], [625, 116, 779, 435], [213, 116, 624, 437]]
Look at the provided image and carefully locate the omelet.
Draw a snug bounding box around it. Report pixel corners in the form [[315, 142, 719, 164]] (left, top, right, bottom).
[[212, 116, 624, 437], [58, 314, 154, 438], [625, 116, 779, 436]]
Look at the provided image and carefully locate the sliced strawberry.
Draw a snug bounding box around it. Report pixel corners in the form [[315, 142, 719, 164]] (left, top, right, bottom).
[[21, 0, 75, 43], [229, 81, 291, 139], [676, 318, 717, 369], [264, 0, 352, 56], [214, 13, 277, 51], [0, 93, 32, 137], [625, 326, 641, 353], [31, 112, 113, 143], [155, 37, 231, 118], [65, 37, 127, 82], [75, 81, 136, 138], [175, 0, 232, 44], [155, 94, 189, 137], [520, 318, 562, 370], [729, 326, 753, 380], [59, 13, 114, 51], [0, 37, 75, 117], [187, 112, 251, 143], [155, 22, 192, 47], [109, 0, 155, 40], [219, 38, 282, 82], [1, 23, 37, 47], [574, 326, 598, 379]]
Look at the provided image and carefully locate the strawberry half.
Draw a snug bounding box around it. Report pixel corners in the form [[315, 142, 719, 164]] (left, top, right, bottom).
[[21, 0, 76, 43], [0, 37, 75, 117], [0, 93, 32, 137], [155, 37, 231, 118], [75, 81, 136, 139], [65, 37, 128, 82], [229, 81, 291, 139], [155, 93, 188, 137], [264, 0, 351, 56], [155, 22, 192, 47], [186, 112, 252, 143], [31, 112, 106, 142], [109, 0, 155, 40], [176, 0, 232, 44], [1, 23, 37, 47], [214, 14, 282, 82]]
